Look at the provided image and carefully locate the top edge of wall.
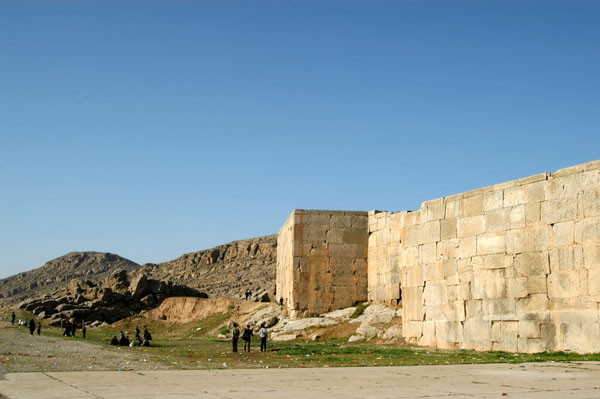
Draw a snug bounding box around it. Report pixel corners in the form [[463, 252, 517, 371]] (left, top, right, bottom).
[[292, 209, 368, 216], [419, 159, 600, 209]]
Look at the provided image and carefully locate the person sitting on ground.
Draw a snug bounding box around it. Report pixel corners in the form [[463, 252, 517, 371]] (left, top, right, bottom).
[[242, 324, 253, 352], [110, 336, 119, 345], [143, 326, 152, 342], [119, 334, 130, 346], [142, 337, 150, 347]]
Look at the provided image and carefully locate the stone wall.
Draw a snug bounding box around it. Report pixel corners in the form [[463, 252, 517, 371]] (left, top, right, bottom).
[[276, 209, 369, 318], [276, 159, 600, 353], [397, 160, 600, 353], [367, 211, 404, 304]]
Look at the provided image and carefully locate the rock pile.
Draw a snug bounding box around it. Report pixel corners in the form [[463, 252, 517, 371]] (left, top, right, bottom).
[[18, 269, 207, 326]]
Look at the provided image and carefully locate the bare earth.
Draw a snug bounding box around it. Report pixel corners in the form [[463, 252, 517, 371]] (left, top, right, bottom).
[[0, 322, 168, 376]]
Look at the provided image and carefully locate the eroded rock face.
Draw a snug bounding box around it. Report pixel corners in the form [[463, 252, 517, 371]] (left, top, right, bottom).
[[18, 270, 207, 326]]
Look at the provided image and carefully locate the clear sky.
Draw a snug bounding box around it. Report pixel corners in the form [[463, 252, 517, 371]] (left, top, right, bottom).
[[1, 0, 599, 279]]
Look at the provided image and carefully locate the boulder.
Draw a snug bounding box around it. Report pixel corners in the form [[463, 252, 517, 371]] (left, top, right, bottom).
[[356, 324, 381, 339], [381, 325, 403, 340], [271, 333, 298, 342], [130, 275, 151, 299]]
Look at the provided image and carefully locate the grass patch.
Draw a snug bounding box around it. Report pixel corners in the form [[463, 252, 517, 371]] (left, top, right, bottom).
[[350, 303, 368, 319]]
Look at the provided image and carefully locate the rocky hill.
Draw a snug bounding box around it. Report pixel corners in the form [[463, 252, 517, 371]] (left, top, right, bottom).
[[135, 234, 277, 300], [0, 235, 278, 305], [0, 252, 140, 303]]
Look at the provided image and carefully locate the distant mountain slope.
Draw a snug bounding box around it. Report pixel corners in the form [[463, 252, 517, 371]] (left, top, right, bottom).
[[136, 235, 277, 300], [0, 235, 278, 305], [0, 252, 140, 303]]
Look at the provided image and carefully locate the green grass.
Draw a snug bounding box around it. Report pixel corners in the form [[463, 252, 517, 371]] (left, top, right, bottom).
[[350, 303, 368, 319], [3, 310, 600, 371]]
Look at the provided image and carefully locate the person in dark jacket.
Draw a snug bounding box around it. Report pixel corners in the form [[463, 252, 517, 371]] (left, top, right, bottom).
[[110, 336, 119, 345], [232, 323, 240, 353], [36, 322, 41, 335], [242, 324, 253, 352], [11, 312, 15, 325], [29, 319, 36, 335]]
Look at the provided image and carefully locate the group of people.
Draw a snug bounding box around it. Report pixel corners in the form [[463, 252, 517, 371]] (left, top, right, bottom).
[[28, 318, 41, 335], [231, 322, 268, 353], [244, 290, 253, 300], [111, 326, 152, 347], [63, 319, 86, 338]]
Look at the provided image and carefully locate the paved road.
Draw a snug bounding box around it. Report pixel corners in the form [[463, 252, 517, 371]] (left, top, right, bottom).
[[1, 362, 600, 399]]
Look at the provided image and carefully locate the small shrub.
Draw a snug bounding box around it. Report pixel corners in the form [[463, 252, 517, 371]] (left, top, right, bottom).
[[350, 303, 368, 319], [219, 327, 230, 336]]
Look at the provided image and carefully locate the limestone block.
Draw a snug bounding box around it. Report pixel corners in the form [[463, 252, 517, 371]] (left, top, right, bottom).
[[350, 214, 368, 228], [519, 319, 541, 338], [575, 217, 600, 244], [460, 194, 484, 218], [506, 277, 528, 299], [484, 190, 504, 212], [504, 187, 527, 207], [403, 321, 423, 338], [454, 300, 466, 321], [425, 198, 445, 221], [516, 294, 548, 314], [423, 262, 443, 281], [492, 338, 518, 352], [583, 243, 600, 269], [421, 321, 436, 347], [404, 221, 440, 246], [510, 205, 526, 229], [588, 268, 600, 295], [506, 228, 536, 254], [440, 218, 457, 240], [548, 271, 584, 298], [482, 253, 512, 270], [476, 233, 506, 255], [404, 286, 424, 321], [435, 321, 461, 348], [482, 298, 516, 320], [514, 251, 549, 277], [403, 246, 419, 267], [554, 312, 600, 353], [485, 208, 510, 233], [442, 259, 457, 277], [550, 246, 583, 272], [458, 235, 477, 259], [580, 168, 600, 188], [553, 221, 575, 247], [403, 210, 425, 227], [472, 269, 506, 299], [525, 203, 541, 226], [465, 299, 482, 318], [437, 238, 458, 259], [463, 319, 492, 351], [331, 215, 352, 228], [526, 338, 547, 353], [424, 304, 443, 321], [445, 200, 460, 218], [527, 275, 547, 294], [406, 266, 424, 287], [541, 198, 576, 224], [420, 242, 437, 264], [546, 173, 579, 200], [301, 226, 328, 241], [302, 213, 331, 227], [525, 180, 548, 202], [457, 215, 485, 238], [534, 226, 553, 251]]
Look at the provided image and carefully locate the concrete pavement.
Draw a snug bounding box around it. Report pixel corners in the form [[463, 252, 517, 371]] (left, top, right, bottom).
[[1, 362, 600, 399]]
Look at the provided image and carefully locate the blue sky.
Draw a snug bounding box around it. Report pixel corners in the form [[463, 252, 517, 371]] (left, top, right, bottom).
[[1, 0, 599, 278]]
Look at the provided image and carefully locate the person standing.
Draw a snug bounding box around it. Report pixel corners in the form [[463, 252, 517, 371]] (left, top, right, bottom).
[[232, 323, 240, 353], [29, 319, 35, 335], [259, 323, 268, 352], [36, 322, 41, 335], [11, 312, 15, 325], [242, 324, 253, 352], [82, 325, 87, 339]]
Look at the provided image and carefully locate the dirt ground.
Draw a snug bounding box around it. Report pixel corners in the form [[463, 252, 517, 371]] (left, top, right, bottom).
[[0, 321, 169, 376]]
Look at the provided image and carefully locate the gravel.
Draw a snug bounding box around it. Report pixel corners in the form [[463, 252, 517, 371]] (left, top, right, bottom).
[[0, 322, 169, 377]]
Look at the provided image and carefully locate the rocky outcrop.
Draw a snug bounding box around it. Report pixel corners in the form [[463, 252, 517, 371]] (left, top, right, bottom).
[[135, 235, 277, 300], [0, 252, 140, 303], [18, 269, 207, 326]]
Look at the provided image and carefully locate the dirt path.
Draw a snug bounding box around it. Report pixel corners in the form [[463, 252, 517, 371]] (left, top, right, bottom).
[[0, 322, 169, 377]]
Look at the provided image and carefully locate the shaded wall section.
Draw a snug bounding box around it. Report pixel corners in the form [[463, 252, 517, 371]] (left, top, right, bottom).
[[276, 210, 368, 318]]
